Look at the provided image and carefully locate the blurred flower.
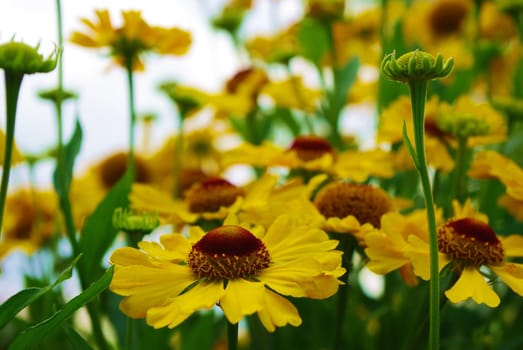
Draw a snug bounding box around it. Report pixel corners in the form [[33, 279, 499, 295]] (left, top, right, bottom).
[[377, 95, 455, 172], [222, 135, 395, 182], [245, 25, 301, 64], [70, 9, 191, 70], [331, 7, 382, 66], [129, 173, 315, 228], [159, 82, 209, 117], [401, 0, 474, 70], [0, 188, 58, 260], [260, 76, 322, 113], [305, 0, 345, 21], [468, 150, 523, 221], [211, 0, 253, 39], [0, 129, 24, 167], [109, 214, 344, 331], [70, 151, 151, 229], [437, 95, 507, 146]]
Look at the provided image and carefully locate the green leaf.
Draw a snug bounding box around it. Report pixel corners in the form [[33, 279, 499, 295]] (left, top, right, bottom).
[[271, 108, 301, 137], [0, 255, 81, 330], [330, 56, 360, 119], [78, 170, 131, 284], [297, 18, 329, 65], [8, 266, 114, 350], [401, 121, 419, 169], [53, 118, 83, 197]]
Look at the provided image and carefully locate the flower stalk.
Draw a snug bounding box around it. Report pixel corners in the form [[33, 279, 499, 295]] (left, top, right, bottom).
[[381, 49, 454, 350]]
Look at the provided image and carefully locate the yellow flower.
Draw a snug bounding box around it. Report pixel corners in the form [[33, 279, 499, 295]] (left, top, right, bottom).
[[1, 188, 58, 260], [129, 173, 312, 228], [365, 208, 444, 286], [70, 9, 191, 70], [0, 129, 24, 167], [331, 7, 382, 66], [377, 95, 455, 172], [222, 135, 395, 182], [366, 200, 523, 307], [109, 214, 344, 331], [437, 95, 507, 146], [468, 151, 523, 221], [245, 24, 301, 64], [401, 0, 474, 70], [260, 76, 322, 114]]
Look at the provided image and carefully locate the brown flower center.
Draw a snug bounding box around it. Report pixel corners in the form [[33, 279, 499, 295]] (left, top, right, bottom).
[[288, 135, 334, 162], [188, 225, 271, 280], [179, 169, 210, 197], [438, 217, 504, 266], [428, 0, 469, 38], [313, 182, 392, 228], [185, 177, 245, 213], [99, 152, 149, 189]]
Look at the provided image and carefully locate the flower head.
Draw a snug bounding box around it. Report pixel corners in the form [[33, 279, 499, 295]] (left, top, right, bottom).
[[381, 49, 454, 83], [109, 215, 344, 331], [0, 40, 59, 75], [70, 9, 191, 70], [365, 200, 523, 307], [112, 207, 159, 236]]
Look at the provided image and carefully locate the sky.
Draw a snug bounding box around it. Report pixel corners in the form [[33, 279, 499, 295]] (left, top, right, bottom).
[[0, 0, 302, 185]]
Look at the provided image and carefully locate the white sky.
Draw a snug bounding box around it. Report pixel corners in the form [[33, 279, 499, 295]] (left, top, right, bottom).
[[0, 0, 302, 185]]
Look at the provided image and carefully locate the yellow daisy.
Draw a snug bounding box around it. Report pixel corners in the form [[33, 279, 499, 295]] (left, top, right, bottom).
[[129, 172, 313, 228], [109, 214, 345, 331], [377, 95, 455, 172], [365, 199, 523, 307], [70, 9, 191, 70], [222, 135, 395, 182], [468, 150, 523, 220], [1, 188, 58, 260], [260, 76, 322, 114]]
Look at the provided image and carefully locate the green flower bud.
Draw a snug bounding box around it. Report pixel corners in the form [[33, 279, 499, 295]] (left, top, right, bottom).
[[381, 49, 454, 83], [0, 40, 60, 75], [112, 207, 160, 236], [38, 87, 77, 105], [437, 113, 490, 139]]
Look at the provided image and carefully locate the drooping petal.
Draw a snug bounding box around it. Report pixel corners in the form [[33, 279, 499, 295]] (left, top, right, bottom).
[[220, 279, 266, 324], [490, 263, 523, 297], [146, 282, 224, 329], [365, 231, 409, 274], [405, 235, 449, 280], [445, 267, 500, 307], [110, 247, 154, 267], [256, 289, 302, 333], [111, 264, 195, 318]]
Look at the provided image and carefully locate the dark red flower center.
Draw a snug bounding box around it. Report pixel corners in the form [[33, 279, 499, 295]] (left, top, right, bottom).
[[438, 217, 504, 266], [185, 177, 245, 213], [313, 182, 392, 228], [188, 225, 270, 280], [288, 135, 334, 162]]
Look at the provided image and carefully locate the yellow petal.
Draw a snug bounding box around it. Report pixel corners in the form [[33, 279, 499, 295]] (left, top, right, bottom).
[[138, 235, 189, 262], [405, 235, 449, 280], [110, 247, 153, 267], [220, 279, 266, 324], [489, 263, 523, 297], [499, 235, 523, 257], [146, 282, 224, 329], [364, 232, 409, 274], [112, 265, 195, 318], [445, 267, 500, 307], [256, 289, 302, 333]]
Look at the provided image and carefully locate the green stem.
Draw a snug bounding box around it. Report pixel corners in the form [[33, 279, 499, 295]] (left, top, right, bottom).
[[227, 320, 238, 350], [453, 137, 468, 202], [0, 71, 24, 237], [407, 80, 439, 350], [332, 234, 357, 350], [172, 113, 185, 198], [125, 59, 137, 181]]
